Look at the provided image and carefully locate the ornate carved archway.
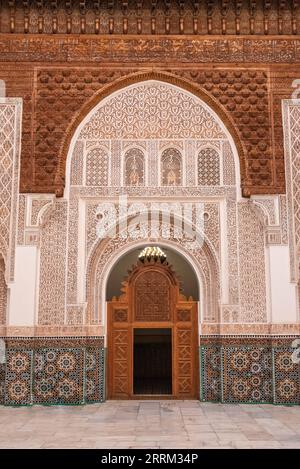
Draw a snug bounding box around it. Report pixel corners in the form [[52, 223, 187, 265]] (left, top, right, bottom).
[[107, 257, 199, 399], [60, 71, 243, 196], [85, 220, 220, 326]]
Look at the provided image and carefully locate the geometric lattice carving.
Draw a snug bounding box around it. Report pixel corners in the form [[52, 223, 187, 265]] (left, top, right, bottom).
[[0, 257, 7, 324], [279, 195, 288, 245], [80, 82, 225, 141], [134, 270, 171, 321], [185, 140, 196, 186], [67, 197, 79, 305], [0, 104, 15, 262], [222, 306, 239, 323], [66, 306, 84, 325], [86, 147, 108, 186], [113, 309, 128, 322], [71, 140, 84, 186], [110, 140, 122, 187], [288, 105, 300, 250], [223, 141, 236, 186], [198, 147, 220, 186], [112, 329, 130, 397], [176, 328, 193, 395], [226, 198, 239, 305], [161, 148, 182, 186], [38, 201, 67, 325], [124, 148, 145, 186], [147, 140, 159, 186], [238, 203, 267, 322], [69, 136, 239, 191], [282, 101, 300, 284], [17, 194, 26, 245], [203, 202, 220, 255], [0, 99, 21, 281]]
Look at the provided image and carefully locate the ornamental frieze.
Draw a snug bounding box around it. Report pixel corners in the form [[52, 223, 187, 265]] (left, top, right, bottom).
[[0, 36, 300, 63]]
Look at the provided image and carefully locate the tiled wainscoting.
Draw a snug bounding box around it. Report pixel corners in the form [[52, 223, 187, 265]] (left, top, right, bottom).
[[0, 335, 299, 406], [200, 336, 300, 405], [0, 337, 105, 406]]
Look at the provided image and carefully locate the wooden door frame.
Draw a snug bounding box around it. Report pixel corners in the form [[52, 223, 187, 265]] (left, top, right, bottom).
[[107, 304, 199, 400], [106, 262, 199, 400]]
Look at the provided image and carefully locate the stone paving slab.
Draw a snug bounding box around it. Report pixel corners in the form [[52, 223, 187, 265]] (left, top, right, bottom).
[[0, 401, 299, 449]]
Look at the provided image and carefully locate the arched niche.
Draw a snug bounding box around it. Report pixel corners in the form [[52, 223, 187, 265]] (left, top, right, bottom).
[[56, 76, 246, 328], [63, 77, 241, 197], [85, 218, 220, 329]]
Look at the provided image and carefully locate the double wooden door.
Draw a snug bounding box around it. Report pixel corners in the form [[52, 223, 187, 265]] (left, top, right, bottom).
[[107, 262, 199, 399]]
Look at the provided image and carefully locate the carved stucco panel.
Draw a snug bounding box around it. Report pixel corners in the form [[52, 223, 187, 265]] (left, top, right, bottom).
[[0, 98, 22, 282], [282, 101, 300, 285], [238, 202, 267, 323], [34, 80, 272, 329], [38, 200, 68, 325], [79, 82, 226, 141], [86, 223, 220, 326]]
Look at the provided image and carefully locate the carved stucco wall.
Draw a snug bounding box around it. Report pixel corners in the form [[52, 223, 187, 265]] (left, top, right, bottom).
[[0, 98, 22, 329], [17, 79, 275, 330], [282, 99, 300, 315], [238, 203, 267, 322], [13, 81, 299, 335], [2, 82, 299, 407], [0, 257, 6, 325], [0, 98, 22, 283]]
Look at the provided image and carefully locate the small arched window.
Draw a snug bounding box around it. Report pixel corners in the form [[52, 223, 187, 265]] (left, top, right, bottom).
[[197, 147, 220, 186], [124, 148, 145, 186], [161, 148, 182, 186], [86, 147, 108, 186]]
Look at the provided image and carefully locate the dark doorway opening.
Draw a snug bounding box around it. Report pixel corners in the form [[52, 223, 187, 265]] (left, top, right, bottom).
[[133, 328, 172, 395]]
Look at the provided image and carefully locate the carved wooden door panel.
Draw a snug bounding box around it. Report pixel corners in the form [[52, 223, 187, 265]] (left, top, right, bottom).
[[133, 269, 173, 322], [174, 304, 199, 398], [107, 304, 131, 399]]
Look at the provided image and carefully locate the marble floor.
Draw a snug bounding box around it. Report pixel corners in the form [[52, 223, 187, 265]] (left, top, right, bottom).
[[0, 401, 300, 449]]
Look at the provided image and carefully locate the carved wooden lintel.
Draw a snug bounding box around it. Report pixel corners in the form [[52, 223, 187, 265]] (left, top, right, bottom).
[[0, 35, 299, 64]]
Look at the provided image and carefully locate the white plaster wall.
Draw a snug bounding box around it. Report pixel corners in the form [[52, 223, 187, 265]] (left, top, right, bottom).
[[8, 246, 38, 326], [269, 245, 298, 323]]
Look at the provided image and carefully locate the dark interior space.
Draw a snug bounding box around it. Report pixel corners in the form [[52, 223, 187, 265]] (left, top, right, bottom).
[[133, 328, 172, 395]]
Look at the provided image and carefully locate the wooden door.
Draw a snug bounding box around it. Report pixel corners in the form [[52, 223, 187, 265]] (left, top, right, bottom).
[[107, 304, 131, 399], [107, 261, 199, 399], [174, 304, 199, 398]]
